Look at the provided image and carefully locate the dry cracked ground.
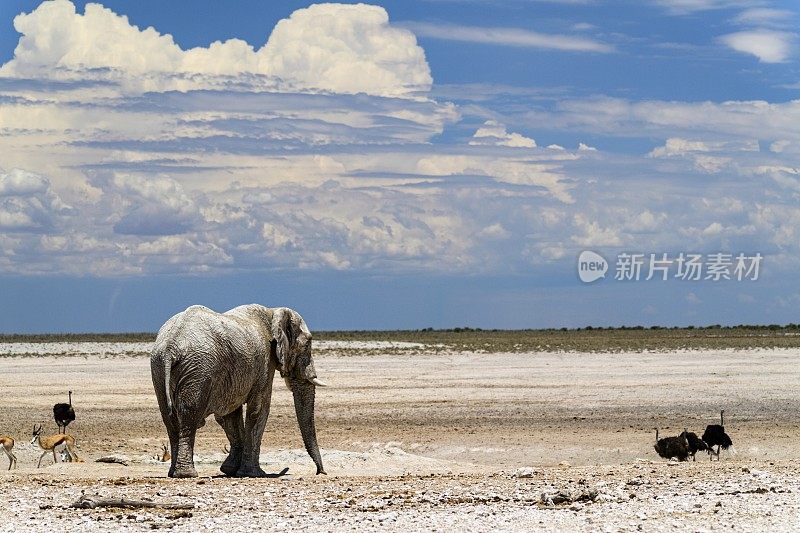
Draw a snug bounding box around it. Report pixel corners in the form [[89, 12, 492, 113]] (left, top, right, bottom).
[[1, 345, 799, 531]]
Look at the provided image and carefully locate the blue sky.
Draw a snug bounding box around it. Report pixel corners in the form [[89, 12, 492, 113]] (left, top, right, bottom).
[[0, 0, 798, 331]]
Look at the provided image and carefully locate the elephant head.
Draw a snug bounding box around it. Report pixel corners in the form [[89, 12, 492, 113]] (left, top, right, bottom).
[[269, 307, 326, 474], [270, 307, 324, 385]]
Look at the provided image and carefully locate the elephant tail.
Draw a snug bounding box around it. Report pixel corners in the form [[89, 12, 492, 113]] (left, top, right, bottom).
[[163, 346, 175, 418]]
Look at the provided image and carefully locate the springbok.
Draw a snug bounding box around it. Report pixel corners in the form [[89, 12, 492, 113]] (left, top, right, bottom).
[[157, 443, 171, 462], [30, 424, 78, 467], [0, 435, 17, 470]]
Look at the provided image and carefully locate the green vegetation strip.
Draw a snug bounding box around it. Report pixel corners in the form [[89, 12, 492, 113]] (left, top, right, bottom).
[[317, 326, 800, 353], [0, 332, 155, 343], [1, 325, 800, 353]]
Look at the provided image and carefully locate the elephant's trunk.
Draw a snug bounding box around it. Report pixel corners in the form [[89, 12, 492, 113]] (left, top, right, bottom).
[[292, 380, 325, 475]]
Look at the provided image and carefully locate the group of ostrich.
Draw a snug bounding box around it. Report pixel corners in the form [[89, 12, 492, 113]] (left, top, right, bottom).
[[654, 410, 734, 462], [0, 391, 77, 470], [2, 394, 735, 470]]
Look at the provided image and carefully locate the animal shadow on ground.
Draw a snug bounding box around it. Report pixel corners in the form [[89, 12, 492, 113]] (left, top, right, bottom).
[[209, 467, 290, 479]]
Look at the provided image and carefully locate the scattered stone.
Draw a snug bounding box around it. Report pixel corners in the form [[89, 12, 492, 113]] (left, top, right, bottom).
[[514, 467, 539, 478], [540, 488, 601, 507]]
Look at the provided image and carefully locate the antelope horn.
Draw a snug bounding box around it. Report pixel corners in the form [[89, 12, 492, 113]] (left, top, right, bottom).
[[310, 377, 327, 387]]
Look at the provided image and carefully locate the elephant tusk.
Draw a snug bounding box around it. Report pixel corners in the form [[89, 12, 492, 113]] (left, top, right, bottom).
[[310, 377, 328, 387]]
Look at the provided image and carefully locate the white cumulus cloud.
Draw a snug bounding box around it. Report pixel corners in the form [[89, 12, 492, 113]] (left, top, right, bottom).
[[719, 30, 795, 63], [648, 137, 759, 172], [102, 174, 200, 236], [0, 1, 431, 97], [0, 168, 75, 232], [469, 120, 536, 148], [260, 3, 431, 97]]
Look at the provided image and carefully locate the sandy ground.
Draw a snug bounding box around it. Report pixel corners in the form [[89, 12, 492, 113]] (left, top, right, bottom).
[[1, 346, 799, 531]]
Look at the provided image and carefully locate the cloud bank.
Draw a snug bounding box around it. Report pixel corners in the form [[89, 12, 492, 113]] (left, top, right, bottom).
[[1, 1, 431, 97], [0, 1, 798, 284]]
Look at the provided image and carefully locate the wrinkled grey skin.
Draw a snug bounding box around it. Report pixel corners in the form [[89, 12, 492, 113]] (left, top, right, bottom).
[[150, 304, 325, 478]]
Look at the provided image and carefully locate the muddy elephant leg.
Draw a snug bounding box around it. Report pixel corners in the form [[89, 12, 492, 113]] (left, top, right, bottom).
[[156, 398, 180, 477], [236, 369, 275, 478], [235, 404, 270, 477], [174, 439, 197, 478], [172, 406, 202, 478], [216, 406, 245, 476]]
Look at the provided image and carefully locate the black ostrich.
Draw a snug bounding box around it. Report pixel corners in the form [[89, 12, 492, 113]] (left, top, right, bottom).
[[702, 409, 733, 461], [681, 428, 709, 461], [53, 390, 75, 434], [653, 428, 689, 461]]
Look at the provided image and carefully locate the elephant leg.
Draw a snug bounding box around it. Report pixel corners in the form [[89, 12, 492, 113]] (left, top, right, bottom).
[[173, 403, 202, 478], [170, 413, 207, 475], [235, 404, 270, 477], [173, 426, 198, 478], [216, 406, 244, 476], [170, 372, 212, 478], [168, 437, 178, 478], [236, 372, 275, 478]]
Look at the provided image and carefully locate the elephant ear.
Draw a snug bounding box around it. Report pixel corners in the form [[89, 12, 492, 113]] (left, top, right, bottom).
[[270, 308, 295, 376]]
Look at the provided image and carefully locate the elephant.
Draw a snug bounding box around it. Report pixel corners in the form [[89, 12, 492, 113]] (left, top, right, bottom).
[[150, 304, 326, 478]]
